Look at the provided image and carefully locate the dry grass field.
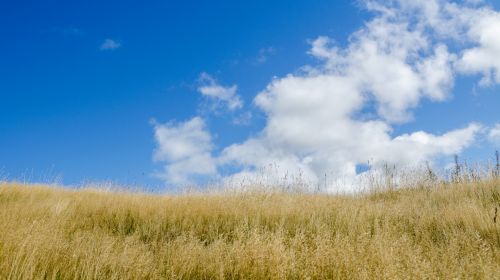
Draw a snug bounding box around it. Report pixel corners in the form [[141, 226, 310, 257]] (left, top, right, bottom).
[[1, 178, 500, 279]]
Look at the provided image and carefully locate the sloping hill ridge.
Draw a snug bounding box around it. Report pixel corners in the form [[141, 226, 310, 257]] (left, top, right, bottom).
[[0, 180, 499, 279]]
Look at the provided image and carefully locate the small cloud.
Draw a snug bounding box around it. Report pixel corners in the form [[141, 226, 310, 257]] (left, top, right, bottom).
[[100, 39, 121, 51], [152, 117, 217, 185], [254, 47, 276, 64], [197, 72, 243, 111]]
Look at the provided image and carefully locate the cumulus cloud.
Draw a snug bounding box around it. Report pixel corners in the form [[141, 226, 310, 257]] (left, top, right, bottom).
[[308, 5, 457, 123], [153, 0, 498, 191], [375, 0, 500, 86], [218, 69, 481, 189], [198, 73, 243, 110], [100, 39, 121, 51], [152, 117, 217, 185], [458, 11, 500, 85]]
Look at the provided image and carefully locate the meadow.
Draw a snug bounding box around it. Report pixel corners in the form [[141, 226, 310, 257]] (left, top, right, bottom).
[[0, 174, 499, 279]]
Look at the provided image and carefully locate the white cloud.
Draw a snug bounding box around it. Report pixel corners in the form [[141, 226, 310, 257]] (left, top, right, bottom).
[[489, 123, 500, 144], [215, 0, 488, 190], [198, 73, 243, 110], [152, 117, 217, 185], [219, 67, 481, 189], [372, 0, 500, 86], [153, 0, 498, 191], [307, 10, 457, 123], [457, 11, 500, 85], [100, 39, 121, 51]]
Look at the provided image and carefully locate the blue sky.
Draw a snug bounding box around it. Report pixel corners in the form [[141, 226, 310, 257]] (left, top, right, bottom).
[[1, 0, 499, 190]]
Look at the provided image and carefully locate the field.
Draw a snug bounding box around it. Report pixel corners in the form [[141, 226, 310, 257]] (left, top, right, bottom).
[[1, 179, 500, 279]]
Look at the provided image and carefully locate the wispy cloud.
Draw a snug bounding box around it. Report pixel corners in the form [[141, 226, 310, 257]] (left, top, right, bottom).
[[232, 111, 253, 126], [197, 72, 243, 111], [100, 39, 121, 51], [254, 47, 276, 64]]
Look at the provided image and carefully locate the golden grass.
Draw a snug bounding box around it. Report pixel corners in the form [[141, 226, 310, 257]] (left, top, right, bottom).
[[0, 180, 500, 279]]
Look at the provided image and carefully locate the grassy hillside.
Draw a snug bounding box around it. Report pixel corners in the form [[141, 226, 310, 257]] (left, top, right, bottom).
[[1, 180, 500, 279]]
